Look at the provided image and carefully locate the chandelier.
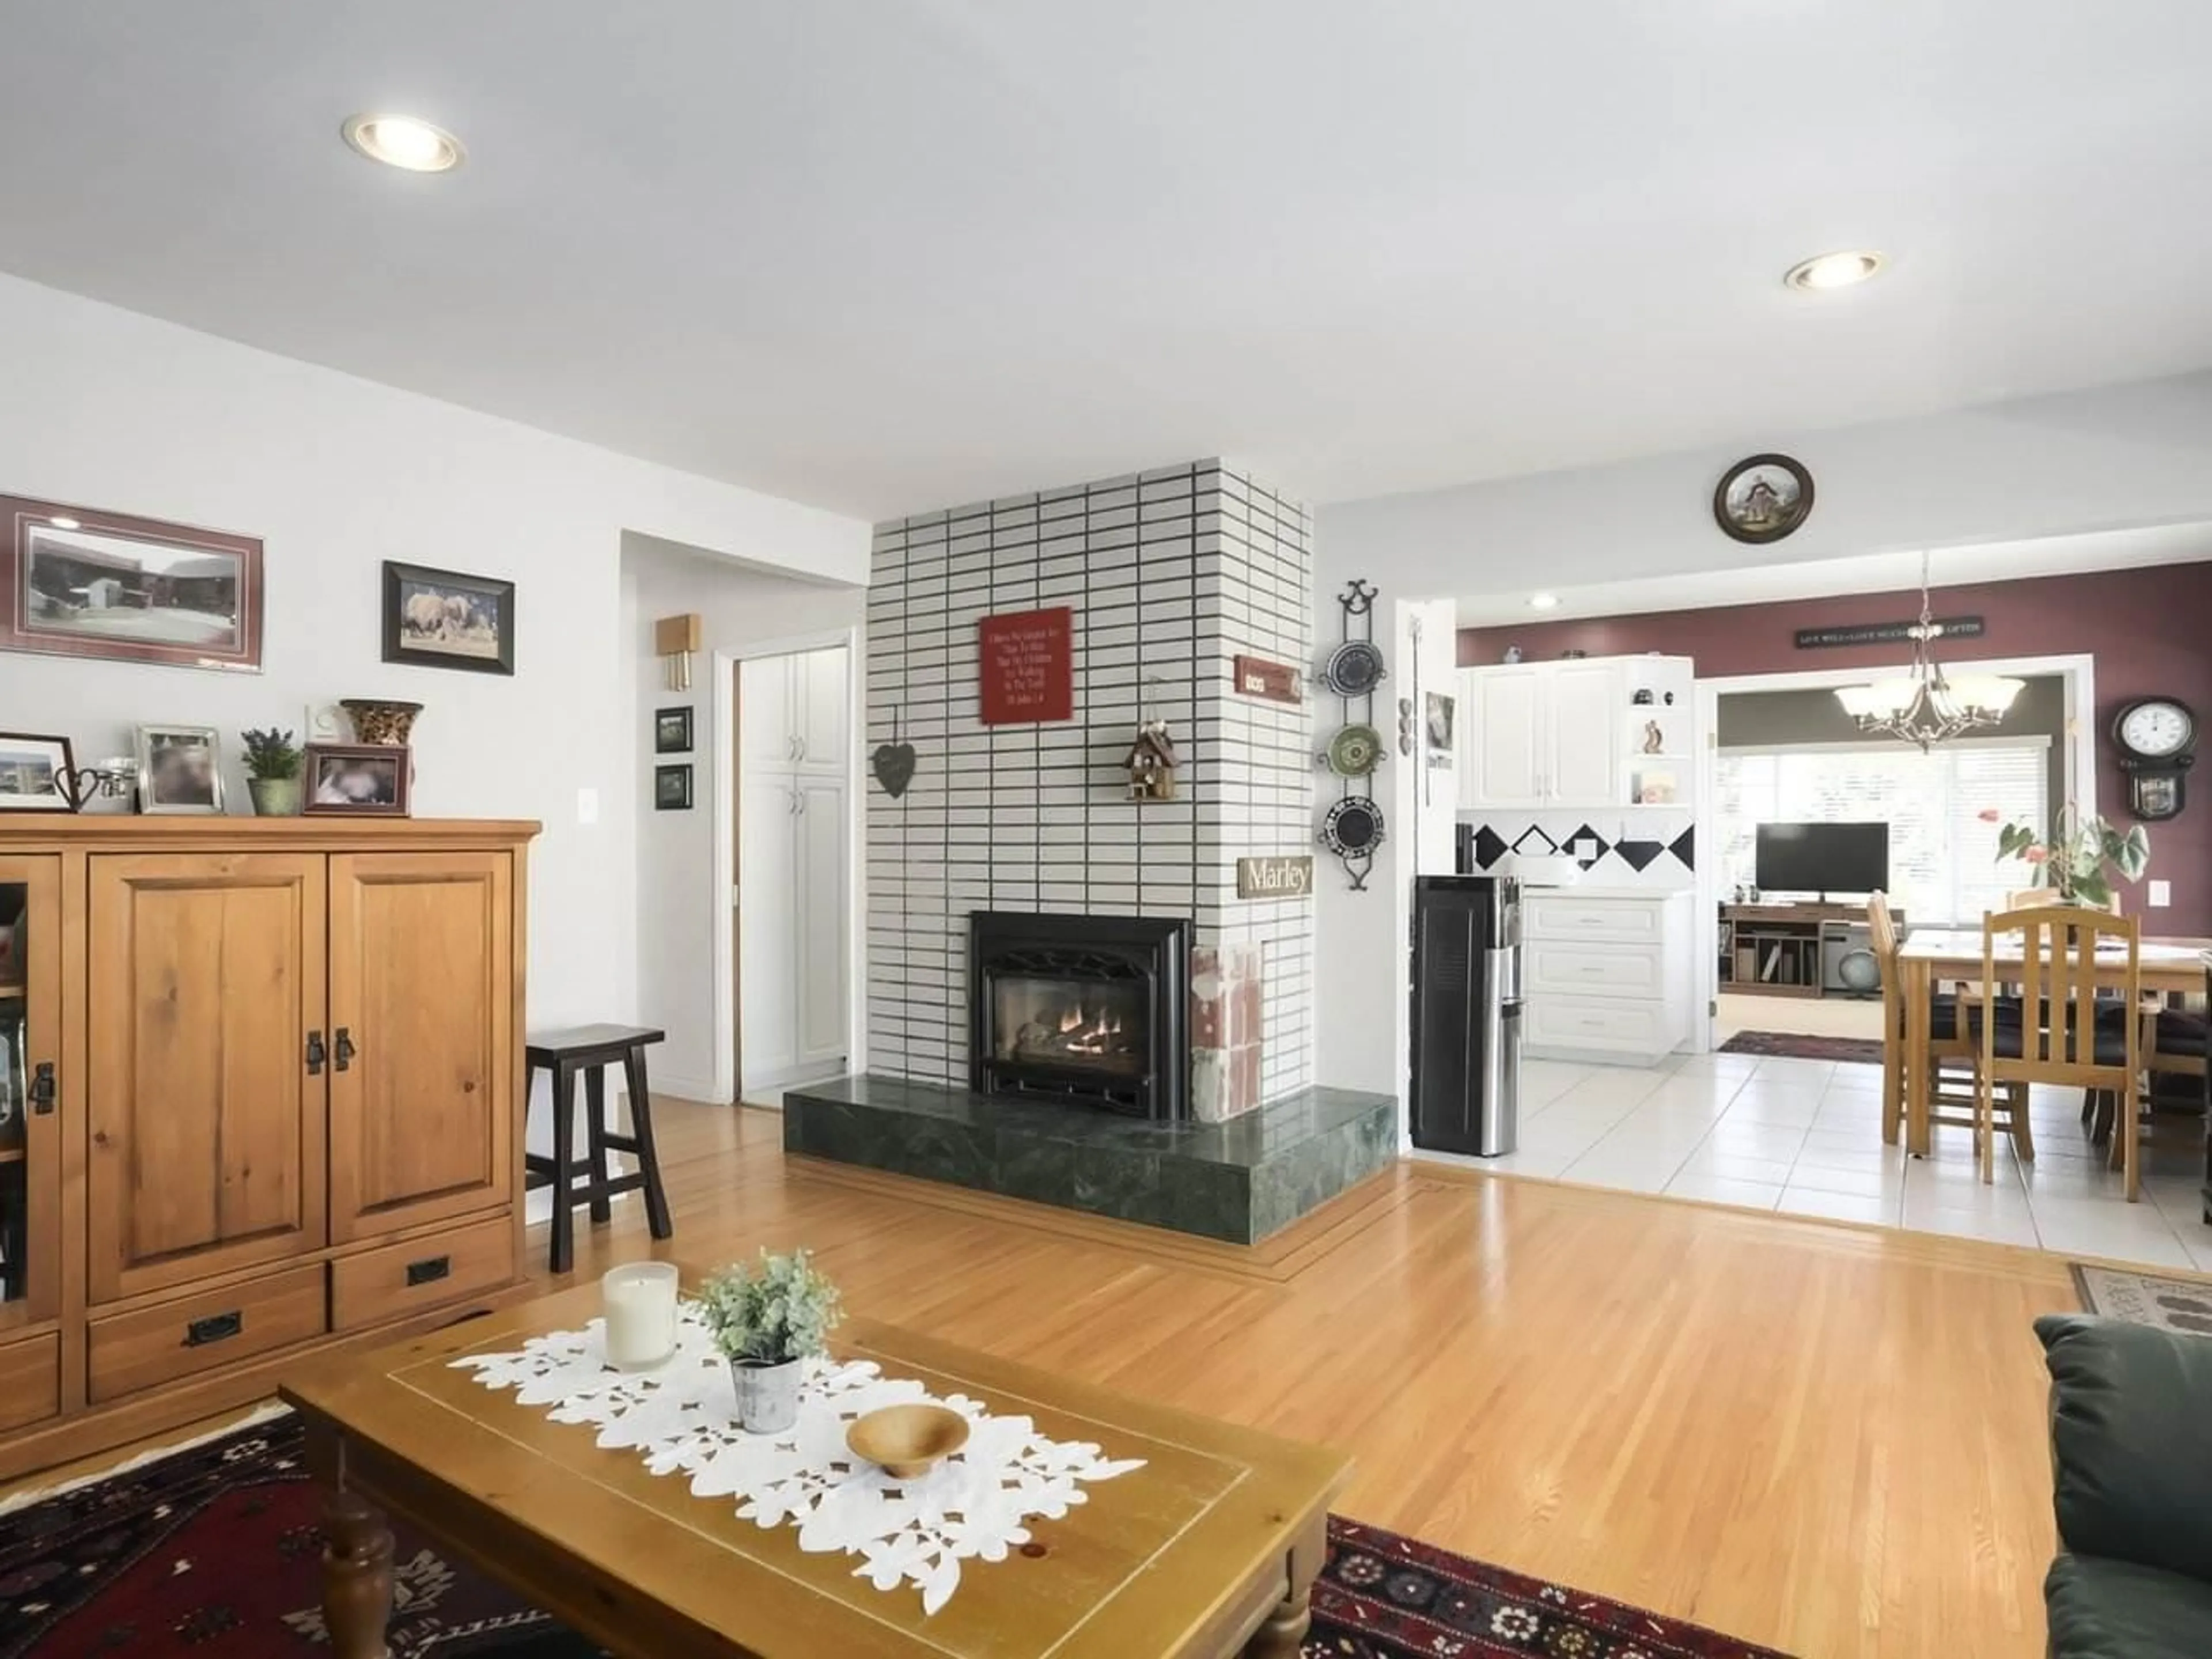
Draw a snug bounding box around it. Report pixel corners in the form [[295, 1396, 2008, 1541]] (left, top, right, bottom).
[[1834, 551, 2022, 749]]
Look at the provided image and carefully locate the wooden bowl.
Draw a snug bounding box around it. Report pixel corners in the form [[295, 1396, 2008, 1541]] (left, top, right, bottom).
[[846, 1404, 969, 1479]]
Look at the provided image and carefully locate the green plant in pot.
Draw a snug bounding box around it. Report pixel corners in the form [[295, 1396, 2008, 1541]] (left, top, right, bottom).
[[1992, 803, 2150, 910], [240, 728, 304, 817], [697, 1248, 842, 1434]]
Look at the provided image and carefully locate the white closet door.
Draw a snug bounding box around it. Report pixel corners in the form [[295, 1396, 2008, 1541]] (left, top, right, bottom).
[[738, 772, 800, 1088], [739, 657, 798, 770], [1547, 662, 1624, 806], [796, 647, 847, 774], [793, 777, 849, 1069]]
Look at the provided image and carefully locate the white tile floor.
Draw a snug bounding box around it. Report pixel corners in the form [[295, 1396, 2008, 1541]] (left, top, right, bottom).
[[1414, 1052, 2212, 1271]]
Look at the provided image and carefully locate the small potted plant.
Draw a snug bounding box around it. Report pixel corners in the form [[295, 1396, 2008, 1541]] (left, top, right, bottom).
[[240, 727, 304, 817], [1991, 804, 2150, 908], [696, 1248, 842, 1434]]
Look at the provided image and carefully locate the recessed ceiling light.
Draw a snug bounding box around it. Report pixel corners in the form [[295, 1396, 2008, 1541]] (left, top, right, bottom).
[[1528, 593, 1561, 611], [48, 516, 79, 530], [1785, 250, 1885, 291], [341, 113, 465, 173]]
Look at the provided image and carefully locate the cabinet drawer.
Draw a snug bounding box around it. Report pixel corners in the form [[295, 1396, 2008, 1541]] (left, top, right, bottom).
[[88, 1263, 328, 1404], [0, 1332, 62, 1433], [1525, 942, 1665, 999], [1525, 896, 1667, 944], [1525, 994, 1677, 1055], [332, 1216, 515, 1332]]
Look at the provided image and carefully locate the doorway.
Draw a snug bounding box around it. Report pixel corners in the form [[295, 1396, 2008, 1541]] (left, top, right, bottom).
[[713, 631, 861, 1104]]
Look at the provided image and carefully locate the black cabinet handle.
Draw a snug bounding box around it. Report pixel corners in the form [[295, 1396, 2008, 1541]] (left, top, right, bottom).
[[306, 1032, 327, 1075], [406, 1255, 452, 1287], [29, 1062, 55, 1115], [334, 1028, 356, 1073], [185, 1310, 243, 1347]]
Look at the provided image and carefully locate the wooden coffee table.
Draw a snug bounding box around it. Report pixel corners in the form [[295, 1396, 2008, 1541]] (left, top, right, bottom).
[[278, 1277, 1351, 1658]]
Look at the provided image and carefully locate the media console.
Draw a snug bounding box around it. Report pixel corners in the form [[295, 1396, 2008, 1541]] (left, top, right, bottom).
[[1717, 901, 1896, 999]]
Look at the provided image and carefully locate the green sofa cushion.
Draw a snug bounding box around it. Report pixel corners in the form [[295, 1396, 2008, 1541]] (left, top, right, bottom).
[[2047, 1554, 2212, 1658], [2036, 1313, 2212, 1580]]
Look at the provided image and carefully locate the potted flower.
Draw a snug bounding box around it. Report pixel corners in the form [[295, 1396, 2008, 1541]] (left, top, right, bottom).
[[696, 1248, 842, 1433], [1990, 804, 2150, 910], [240, 728, 304, 816]]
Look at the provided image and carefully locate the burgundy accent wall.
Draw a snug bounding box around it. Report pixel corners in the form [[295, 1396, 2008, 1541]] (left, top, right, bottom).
[[1460, 562, 2212, 933]]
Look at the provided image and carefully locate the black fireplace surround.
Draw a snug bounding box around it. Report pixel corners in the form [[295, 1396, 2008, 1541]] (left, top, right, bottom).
[[969, 911, 1191, 1121]]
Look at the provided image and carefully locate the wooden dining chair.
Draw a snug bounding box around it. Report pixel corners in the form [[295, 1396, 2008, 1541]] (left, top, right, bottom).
[[1869, 892, 1982, 1147], [1975, 905, 2143, 1195]]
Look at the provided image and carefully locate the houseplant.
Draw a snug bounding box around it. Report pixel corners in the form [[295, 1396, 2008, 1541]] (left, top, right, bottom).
[[240, 727, 304, 816], [1991, 805, 2150, 910], [696, 1248, 842, 1433]]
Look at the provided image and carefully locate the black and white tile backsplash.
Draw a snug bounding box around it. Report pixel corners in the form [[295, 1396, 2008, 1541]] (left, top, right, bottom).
[[1461, 809, 1696, 888], [864, 461, 1315, 1107]]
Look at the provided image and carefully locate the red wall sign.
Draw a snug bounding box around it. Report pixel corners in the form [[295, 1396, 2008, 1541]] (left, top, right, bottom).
[[979, 607, 1074, 725]]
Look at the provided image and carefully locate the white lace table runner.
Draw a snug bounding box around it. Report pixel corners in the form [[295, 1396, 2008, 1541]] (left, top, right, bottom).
[[449, 1307, 1143, 1614]]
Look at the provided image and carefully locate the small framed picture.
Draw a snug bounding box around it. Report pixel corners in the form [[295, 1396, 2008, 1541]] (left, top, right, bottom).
[[655, 706, 694, 754], [0, 732, 75, 813], [381, 560, 516, 676], [135, 725, 225, 815], [1425, 691, 1456, 754], [655, 763, 693, 811], [304, 743, 411, 816]]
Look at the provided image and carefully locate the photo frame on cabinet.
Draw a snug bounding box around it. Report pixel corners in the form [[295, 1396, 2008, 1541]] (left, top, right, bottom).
[[1, 493, 263, 673], [134, 725, 225, 815], [0, 732, 75, 813], [302, 743, 412, 816]]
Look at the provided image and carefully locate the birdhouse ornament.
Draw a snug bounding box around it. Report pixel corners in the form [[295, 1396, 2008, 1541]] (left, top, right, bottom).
[[1124, 719, 1177, 801]]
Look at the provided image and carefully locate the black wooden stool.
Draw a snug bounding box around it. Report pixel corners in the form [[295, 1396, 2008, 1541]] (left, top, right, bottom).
[[524, 1024, 673, 1274]]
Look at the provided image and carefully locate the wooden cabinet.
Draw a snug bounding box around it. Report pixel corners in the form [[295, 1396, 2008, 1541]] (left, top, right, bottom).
[[0, 817, 536, 1480], [327, 851, 513, 1241], [87, 854, 327, 1301]]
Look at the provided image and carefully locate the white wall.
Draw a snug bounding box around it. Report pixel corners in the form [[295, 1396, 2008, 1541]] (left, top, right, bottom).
[[0, 274, 869, 1192], [622, 537, 865, 1101], [1325, 371, 2212, 602]]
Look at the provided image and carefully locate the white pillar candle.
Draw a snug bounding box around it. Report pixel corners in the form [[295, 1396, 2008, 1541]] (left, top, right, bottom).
[[601, 1262, 680, 1370]]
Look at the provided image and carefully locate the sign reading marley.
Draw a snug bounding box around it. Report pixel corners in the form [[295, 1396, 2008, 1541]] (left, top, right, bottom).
[[1236, 855, 1314, 900], [1794, 615, 1984, 650]]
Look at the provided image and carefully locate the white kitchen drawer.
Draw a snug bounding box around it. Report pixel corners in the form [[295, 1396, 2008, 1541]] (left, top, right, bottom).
[[1525, 895, 1668, 945], [1525, 942, 1665, 1000], [1524, 994, 1676, 1055]]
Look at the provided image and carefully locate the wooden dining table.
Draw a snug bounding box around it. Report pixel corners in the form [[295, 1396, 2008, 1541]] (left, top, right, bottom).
[[1893, 929, 2212, 1156]]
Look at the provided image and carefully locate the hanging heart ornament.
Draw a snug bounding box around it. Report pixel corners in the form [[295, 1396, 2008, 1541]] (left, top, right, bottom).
[[873, 743, 916, 798]]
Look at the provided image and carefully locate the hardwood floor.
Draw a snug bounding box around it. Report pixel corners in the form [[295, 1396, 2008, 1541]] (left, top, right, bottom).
[[7, 1099, 2085, 1656]]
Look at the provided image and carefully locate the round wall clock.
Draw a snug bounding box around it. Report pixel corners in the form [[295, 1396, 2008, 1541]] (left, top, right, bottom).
[[2112, 696, 2196, 822], [1713, 453, 1815, 544]]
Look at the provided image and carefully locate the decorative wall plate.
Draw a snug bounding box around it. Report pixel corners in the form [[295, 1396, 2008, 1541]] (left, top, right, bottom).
[[1713, 453, 1814, 544], [1319, 638, 1385, 696], [1319, 795, 1387, 857], [1323, 724, 1384, 777]]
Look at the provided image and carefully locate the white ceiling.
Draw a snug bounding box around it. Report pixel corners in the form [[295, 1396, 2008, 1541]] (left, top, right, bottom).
[[4, 2, 2210, 521], [1452, 521, 2212, 627]]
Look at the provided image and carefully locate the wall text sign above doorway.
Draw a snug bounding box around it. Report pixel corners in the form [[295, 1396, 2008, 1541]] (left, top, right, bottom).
[[1794, 615, 1985, 650]]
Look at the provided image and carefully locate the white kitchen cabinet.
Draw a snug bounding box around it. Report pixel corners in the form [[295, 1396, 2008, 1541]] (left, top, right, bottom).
[[740, 647, 846, 774], [1457, 655, 1690, 812], [1520, 890, 1693, 1064], [793, 776, 849, 1067]]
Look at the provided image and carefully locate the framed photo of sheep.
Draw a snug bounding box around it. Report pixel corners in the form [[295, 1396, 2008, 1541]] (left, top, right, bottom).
[[381, 560, 516, 676]]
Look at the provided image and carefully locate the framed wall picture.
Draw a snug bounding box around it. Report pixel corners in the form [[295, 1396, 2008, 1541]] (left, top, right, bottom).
[[302, 743, 411, 816], [655, 763, 693, 810], [655, 706, 694, 754], [381, 560, 516, 676], [0, 493, 263, 673], [1425, 691, 1456, 754], [0, 733, 75, 813], [134, 725, 225, 815], [1712, 453, 1814, 544]]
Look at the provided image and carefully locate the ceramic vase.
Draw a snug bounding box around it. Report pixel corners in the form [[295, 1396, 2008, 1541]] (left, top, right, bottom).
[[730, 1357, 803, 1434], [340, 699, 425, 747], [247, 777, 302, 816]]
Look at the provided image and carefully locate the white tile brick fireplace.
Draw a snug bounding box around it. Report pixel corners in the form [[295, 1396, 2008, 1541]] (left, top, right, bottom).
[[864, 460, 1314, 1120]]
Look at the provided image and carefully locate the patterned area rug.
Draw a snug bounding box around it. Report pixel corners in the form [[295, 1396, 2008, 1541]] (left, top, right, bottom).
[[1718, 1030, 1884, 1066], [1, 1416, 1791, 1658], [2071, 1263, 2212, 1337]]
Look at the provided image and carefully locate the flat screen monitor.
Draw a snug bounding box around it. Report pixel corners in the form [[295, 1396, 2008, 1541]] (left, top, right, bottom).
[[1755, 821, 1889, 897]]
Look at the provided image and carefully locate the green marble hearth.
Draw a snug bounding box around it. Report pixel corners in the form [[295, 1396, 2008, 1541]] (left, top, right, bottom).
[[781, 1077, 1399, 1244]]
